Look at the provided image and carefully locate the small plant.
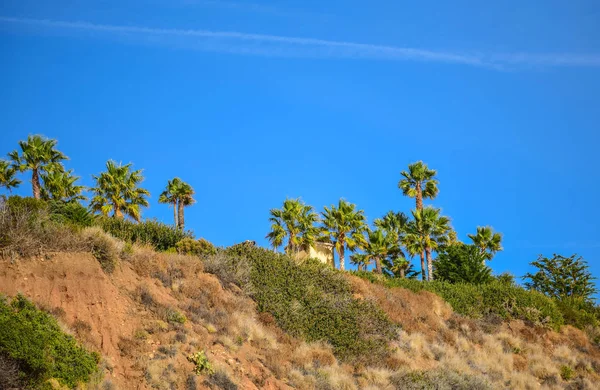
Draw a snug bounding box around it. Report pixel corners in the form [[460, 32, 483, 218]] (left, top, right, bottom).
[[166, 308, 187, 324], [187, 351, 214, 375], [560, 365, 575, 381], [176, 237, 217, 258]]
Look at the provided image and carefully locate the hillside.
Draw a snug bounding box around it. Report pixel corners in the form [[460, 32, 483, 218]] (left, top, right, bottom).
[[2, 242, 600, 389]]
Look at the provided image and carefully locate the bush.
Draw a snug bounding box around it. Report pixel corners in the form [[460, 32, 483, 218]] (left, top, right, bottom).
[[95, 216, 193, 251], [48, 200, 94, 228], [176, 237, 217, 258], [354, 273, 564, 329], [0, 294, 98, 388], [207, 370, 238, 390], [0, 196, 84, 257], [81, 227, 122, 273], [187, 351, 214, 375], [220, 245, 397, 363], [560, 365, 575, 381], [389, 369, 491, 390]]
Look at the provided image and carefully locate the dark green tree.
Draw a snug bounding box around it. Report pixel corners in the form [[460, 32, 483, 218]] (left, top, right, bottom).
[[524, 254, 597, 303], [433, 243, 493, 284]]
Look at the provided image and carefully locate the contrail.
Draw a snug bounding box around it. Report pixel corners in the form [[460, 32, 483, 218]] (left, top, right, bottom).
[[1, 16, 599, 69]]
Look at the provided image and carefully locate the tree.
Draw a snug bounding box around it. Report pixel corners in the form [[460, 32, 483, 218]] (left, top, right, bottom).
[[468, 226, 503, 261], [434, 243, 492, 284], [40, 168, 86, 202], [159, 178, 195, 230], [349, 253, 369, 272], [89, 160, 150, 222], [374, 211, 413, 278], [364, 228, 397, 274], [404, 207, 451, 281], [524, 254, 597, 303], [174, 180, 195, 230], [0, 160, 20, 192], [266, 198, 320, 254], [158, 178, 181, 227], [398, 161, 439, 210], [9, 135, 68, 199], [383, 256, 418, 279], [321, 199, 367, 270]]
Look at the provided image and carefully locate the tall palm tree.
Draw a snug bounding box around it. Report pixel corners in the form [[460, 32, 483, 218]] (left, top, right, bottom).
[[174, 180, 195, 230], [398, 161, 439, 210], [266, 198, 319, 254], [364, 228, 397, 274], [40, 168, 86, 202], [159, 178, 181, 227], [89, 160, 150, 222], [321, 199, 367, 270], [468, 226, 503, 261], [9, 135, 68, 199], [0, 160, 21, 192], [404, 207, 451, 281]]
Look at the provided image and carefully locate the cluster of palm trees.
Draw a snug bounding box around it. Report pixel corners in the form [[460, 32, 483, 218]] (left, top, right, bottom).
[[267, 162, 503, 281], [1, 135, 195, 228]]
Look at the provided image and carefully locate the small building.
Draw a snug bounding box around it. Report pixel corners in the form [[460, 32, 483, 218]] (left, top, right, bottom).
[[295, 242, 335, 268]]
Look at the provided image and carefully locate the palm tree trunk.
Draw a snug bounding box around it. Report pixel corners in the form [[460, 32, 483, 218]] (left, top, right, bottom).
[[177, 200, 184, 230], [32, 168, 41, 199], [400, 268, 405, 279], [375, 256, 383, 274], [426, 247, 433, 281], [173, 202, 178, 227], [358, 264, 364, 271], [339, 244, 345, 271], [420, 251, 426, 280], [114, 205, 123, 219], [416, 182, 423, 210]]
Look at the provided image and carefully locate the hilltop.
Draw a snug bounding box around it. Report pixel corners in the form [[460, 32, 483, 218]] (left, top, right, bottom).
[[1, 199, 600, 389]]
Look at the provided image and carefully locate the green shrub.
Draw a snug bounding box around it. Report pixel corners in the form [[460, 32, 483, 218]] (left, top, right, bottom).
[[95, 217, 193, 251], [221, 245, 397, 362], [48, 200, 94, 228], [560, 365, 575, 381], [176, 237, 217, 258], [0, 294, 98, 388], [187, 351, 214, 375], [166, 308, 187, 324], [353, 273, 564, 329]]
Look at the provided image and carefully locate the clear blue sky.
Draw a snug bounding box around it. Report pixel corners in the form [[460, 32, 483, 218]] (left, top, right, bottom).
[[1, 1, 599, 284]]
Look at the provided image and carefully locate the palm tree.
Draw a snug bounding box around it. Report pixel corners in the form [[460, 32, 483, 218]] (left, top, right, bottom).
[[159, 178, 181, 227], [9, 135, 68, 199], [89, 160, 150, 222], [0, 160, 21, 192], [404, 207, 451, 281], [174, 180, 195, 230], [398, 161, 439, 210], [159, 178, 195, 230], [321, 199, 367, 271], [375, 211, 412, 277], [468, 226, 503, 261], [266, 198, 320, 254], [266, 221, 286, 253], [40, 168, 86, 202], [402, 231, 426, 280], [364, 228, 397, 274], [349, 253, 369, 271]]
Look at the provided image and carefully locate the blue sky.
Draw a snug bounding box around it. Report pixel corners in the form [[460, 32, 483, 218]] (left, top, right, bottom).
[[1, 1, 599, 285]]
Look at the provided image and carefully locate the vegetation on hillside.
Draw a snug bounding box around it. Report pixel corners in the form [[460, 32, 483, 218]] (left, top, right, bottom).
[[0, 295, 98, 388], [2, 134, 600, 388]]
